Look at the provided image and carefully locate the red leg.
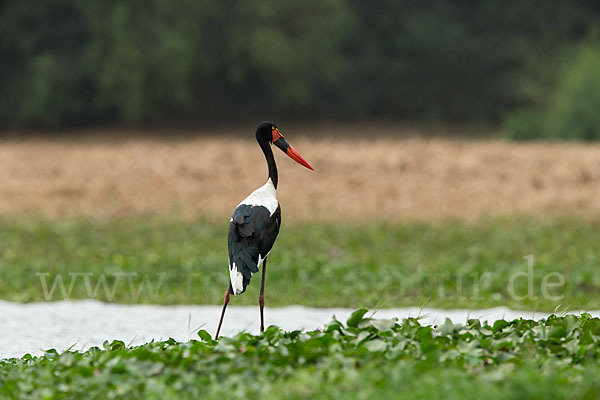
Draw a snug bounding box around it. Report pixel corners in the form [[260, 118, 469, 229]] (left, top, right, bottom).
[[215, 283, 233, 339], [259, 258, 267, 333]]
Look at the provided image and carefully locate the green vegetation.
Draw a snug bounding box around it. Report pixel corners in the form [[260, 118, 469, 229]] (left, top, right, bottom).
[[0, 216, 598, 311], [1, 1, 599, 128], [506, 44, 600, 141], [2, 311, 600, 399]]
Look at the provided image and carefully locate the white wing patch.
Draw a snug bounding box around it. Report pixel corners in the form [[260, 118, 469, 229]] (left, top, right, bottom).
[[229, 252, 270, 296], [229, 262, 245, 295], [238, 178, 278, 216], [257, 251, 270, 270]]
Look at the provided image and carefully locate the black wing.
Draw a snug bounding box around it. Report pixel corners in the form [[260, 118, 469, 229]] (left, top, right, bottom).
[[228, 204, 281, 295]]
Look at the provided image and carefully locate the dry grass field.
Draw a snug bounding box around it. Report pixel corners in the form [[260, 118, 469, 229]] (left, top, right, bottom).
[[1, 131, 600, 221]]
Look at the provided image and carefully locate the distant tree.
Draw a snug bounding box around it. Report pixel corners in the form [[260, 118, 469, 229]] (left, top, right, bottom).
[[0, 0, 598, 130]]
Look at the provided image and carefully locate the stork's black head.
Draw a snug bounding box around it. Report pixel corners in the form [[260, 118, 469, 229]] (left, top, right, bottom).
[[255, 121, 277, 143], [255, 121, 313, 170]]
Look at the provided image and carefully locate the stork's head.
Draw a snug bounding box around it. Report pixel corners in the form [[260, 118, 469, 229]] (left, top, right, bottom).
[[256, 121, 314, 170]]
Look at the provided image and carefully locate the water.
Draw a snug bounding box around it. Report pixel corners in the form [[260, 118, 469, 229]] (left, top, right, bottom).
[[0, 300, 595, 359]]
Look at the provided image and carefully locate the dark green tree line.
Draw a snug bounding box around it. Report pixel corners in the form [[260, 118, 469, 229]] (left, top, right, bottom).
[[0, 0, 598, 130]]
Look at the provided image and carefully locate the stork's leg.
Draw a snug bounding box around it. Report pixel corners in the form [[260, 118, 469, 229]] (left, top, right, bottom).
[[259, 257, 268, 333], [215, 283, 233, 339]]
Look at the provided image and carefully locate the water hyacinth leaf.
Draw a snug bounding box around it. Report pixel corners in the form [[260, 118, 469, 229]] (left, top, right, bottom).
[[564, 314, 579, 332], [438, 349, 460, 362], [437, 318, 456, 335], [2, 313, 600, 398], [420, 338, 439, 353], [356, 331, 372, 343], [340, 327, 358, 337], [364, 339, 386, 352], [415, 326, 433, 341], [326, 319, 343, 332], [368, 318, 396, 332], [549, 325, 567, 340], [347, 308, 369, 328], [493, 320, 510, 332], [358, 318, 373, 329], [197, 330, 213, 342], [467, 319, 482, 328]]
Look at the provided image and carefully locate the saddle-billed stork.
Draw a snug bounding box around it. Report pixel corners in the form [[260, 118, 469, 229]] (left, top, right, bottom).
[[214, 121, 313, 338]]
